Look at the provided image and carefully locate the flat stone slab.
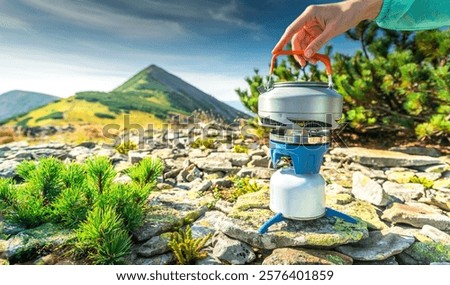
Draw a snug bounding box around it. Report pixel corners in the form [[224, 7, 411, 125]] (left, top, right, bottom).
[[262, 248, 353, 265], [331, 147, 441, 168], [382, 202, 450, 231], [337, 227, 415, 261], [216, 190, 368, 250], [133, 188, 211, 241], [326, 194, 388, 230]]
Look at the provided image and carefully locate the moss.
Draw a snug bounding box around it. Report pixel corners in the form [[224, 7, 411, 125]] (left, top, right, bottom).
[[406, 241, 450, 264], [326, 254, 346, 265], [232, 189, 269, 211], [327, 197, 387, 230]]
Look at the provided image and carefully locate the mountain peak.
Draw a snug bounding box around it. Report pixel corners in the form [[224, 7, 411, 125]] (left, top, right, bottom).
[[112, 65, 247, 122]]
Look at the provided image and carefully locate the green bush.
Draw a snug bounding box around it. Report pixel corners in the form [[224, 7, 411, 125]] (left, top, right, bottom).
[[233, 144, 249, 154], [96, 184, 146, 232], [85, 156, 116, 194], [0, 178, 14, 205], [230, 177, 261, 202], [191, 138, 216, 149], [168, 225, 211, 265], [94, 112, 116, 119], [127, 156, 164, 192], [10, 185, 48, 228], [15, 160, 36, 181], [115, 141, 137, 155], [61, 163, 87, 189], [35, 112, 64, 122], [52, 187, 90, 228], [0, 156, 161, 264], [236, 24, 450, 142], [410, 176, 434, 189], [75, 206, 131, 265], [28, 157, 64, 204]]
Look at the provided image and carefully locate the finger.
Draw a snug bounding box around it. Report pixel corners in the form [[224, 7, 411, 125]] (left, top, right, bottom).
[[304, 28, 333, 58], [291, 31, 306, 66], [272, 8, 314, 53]]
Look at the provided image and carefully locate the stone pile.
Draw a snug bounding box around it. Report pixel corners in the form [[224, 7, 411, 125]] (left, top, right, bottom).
[[0, 137, 449, 265]]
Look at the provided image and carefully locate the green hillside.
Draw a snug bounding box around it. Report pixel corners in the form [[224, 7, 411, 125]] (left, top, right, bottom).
[[4, 65, 246, 132]]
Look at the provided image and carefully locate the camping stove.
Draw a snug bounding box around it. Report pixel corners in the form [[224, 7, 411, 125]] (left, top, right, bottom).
[[257, 51, 356, 234]]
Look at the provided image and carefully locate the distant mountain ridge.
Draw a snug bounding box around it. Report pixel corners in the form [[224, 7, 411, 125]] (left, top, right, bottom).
[[3, 65, 247, 129], [0, 90, 59, 122]]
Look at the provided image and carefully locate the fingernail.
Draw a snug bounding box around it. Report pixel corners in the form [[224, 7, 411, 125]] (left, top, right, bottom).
[[305, 50, 313, 57]]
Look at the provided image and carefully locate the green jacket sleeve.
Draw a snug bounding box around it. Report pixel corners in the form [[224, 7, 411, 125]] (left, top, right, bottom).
[[376, 0, 450, 30]]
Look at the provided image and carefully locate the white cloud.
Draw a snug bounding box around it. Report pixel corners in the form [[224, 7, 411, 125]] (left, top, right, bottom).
[[208, 0, 260, 31], [0, 13, 29, 31], [19, 0, 186, 39]]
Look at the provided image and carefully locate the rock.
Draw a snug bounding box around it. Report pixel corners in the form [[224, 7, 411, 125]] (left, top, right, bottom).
[[236, 167, 274, 179], [401, 241, 450, 264], [94, 147, 116, 157], [347, 162, 386, 179], [191, 157, 234, 172], [382, 181, 424, 201], [325, 183, 351, 195], [137, 234, 171, 257], [4, 223, 73, 264], [248, 156, 270, 168], [326, 195, 388, 230], [156, 182, 173, 190], [178, 164, 202, 182], [128, 151, 149, 164], [420, 165, 448, 174], [420, 225, 450, 245], [188, 149, 211, 159], [336, 227, 415, 261], [192, 180, 212, 192], [113, 175, 132, 184], [212, 233, 256, 265], [353, 256, 399, 265], [134, 252, 175, 265], [382, 202, 450, 231], [421, 194, 450, 211], [213, 200, 233, 214], [190, 212, 220, 240], [164, 168, 182, 179], [195, 253, 223, 265], [433, 179, 450, 190], [352, 172, 390, 206], [132, 189, 211, 241], [78, 141, 96, 149], [210, 152, 250, 167], [152, 149, 178, 160], [386, 171, 416, 184], [415, 172, 442, 181], [0, 160, 20, 178], [330, 147, 441, 167], [211, 178, 233, 189], [249, 149, 266, 157], [217, 190, 368, 249], [262, 248, 353, 265], [68, 146, 91, 161], [389, 146, 442, 157]]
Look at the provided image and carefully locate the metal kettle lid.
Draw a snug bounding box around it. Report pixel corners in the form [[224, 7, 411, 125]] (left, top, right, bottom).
[[272, 81, 330, 88]]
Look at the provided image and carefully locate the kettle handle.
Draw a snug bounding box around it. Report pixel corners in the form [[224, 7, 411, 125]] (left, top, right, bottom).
[[270, 50, 332, 75]]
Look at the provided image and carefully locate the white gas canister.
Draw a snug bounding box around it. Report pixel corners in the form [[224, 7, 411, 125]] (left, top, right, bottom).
[[269, 167, 326, 220]]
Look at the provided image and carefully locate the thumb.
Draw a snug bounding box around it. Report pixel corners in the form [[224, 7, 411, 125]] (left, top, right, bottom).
[[304, 29, 332, 58]]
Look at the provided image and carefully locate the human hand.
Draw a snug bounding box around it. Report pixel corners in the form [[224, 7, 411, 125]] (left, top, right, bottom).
[[272, 0, 383, 67]]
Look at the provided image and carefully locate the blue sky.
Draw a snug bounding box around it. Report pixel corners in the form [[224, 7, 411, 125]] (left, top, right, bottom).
[[0, 0, 360, 102]]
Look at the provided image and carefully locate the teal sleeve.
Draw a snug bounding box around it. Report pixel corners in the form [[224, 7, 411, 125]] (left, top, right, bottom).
[[376, 0, 450, 30]]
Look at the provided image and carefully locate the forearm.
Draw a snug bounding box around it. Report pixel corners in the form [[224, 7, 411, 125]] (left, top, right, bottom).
[[348, 0, 384, 21]]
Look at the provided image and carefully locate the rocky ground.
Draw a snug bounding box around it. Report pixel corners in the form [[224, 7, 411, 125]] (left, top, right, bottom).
[[0, 128, 449, 265]]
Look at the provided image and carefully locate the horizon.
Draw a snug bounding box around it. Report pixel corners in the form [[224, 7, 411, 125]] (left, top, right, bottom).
[[0, 0, 359, 102]]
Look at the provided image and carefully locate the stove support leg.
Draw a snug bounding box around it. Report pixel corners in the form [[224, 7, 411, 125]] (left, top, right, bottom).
[[325, 207, 357, 224], [258, 212, 285, 234]]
